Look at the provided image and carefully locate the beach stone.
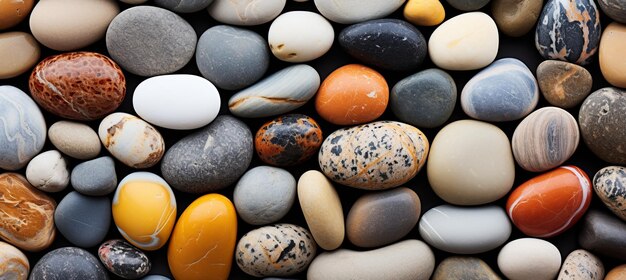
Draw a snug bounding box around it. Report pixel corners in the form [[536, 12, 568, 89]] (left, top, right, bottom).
[[155, 0, 213, 13], [600, 22, 626, 88], [25, 150, 69, 193], [598, 0, 626, 23], [55, 191, 110, 248], [606, 265, 626, 280], [579, 87, 626, 164], [498, 238, 562, 280], [29, 247, 108, 280], [390, 68, 456, 128], [71, 157, 117, 196], [48, 121, 101, 160], [557, 249, 604, 280], [0, 0, 33, 29], [98, 239, 151, 279], [339, 19, 427, 71], [429, 12, 499, 70], [461, 58, 539, 122], [229, 64, 320, 118], [208, 0, 285, 25], [141, 276, 170, 280], [106, 6, 197, 76], [446, 0, 489, 10], [593, 166, 626, 221], [512, 107, 580, 172], [579, 210, 626, 260], [427, 120, 515, 205], [121, 0, 148, 3], [307, 239, 434, 280], [234, 166, 296, 225], [161, 115, 253, 193], [536, 0, 601, 65], [236, 224, 316, 277], [0, 86, 46, 170], [537, 60, 593, 108], [315, 64, 389, 125], [268, 11, 334, 62], [0, 173, 55, 252], [0, 32, 40, 79], [403, 0, 445, 26], [313, 0, 405, 24], [492, 0, 543, 36], [197, 25, 269, 90], [297, 170, 344, 251], [0, 241, 29, 280], [255, 115, 322, 166], [419, 205, 511, 254], [432, 257, 501, 280], [347, 187, 420, 248]]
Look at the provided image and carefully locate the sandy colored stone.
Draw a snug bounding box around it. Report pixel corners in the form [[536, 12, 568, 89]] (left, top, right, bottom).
[[557, 249, 604, 279], [0, 241, 29, 280], [600, 22, 626, 88], [498, 238, 562, 280], [404, 0, 445, 26], [0, 0, 34, 29], [606, 264, 626, 280], [48, 121, 101, 160], [432, 257, 501, 280], [0, 32, 40, 79], [492, 0, 543, 37], [537, 60, 593, 108]]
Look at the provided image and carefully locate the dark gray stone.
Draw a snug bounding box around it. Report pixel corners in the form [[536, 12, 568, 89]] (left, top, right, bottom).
[[161, 115, 253, 193], [98, 239, 151, 279], [154, 0, 214, 13], [445, 0, 491, 11], [391, 68, 456, 128], [197, 25, 270, 90], [339, 19, 427, 71], [71, 156, 117, 196], [598, 0, 626, 24], [29, 247, 109, 280], [578, 210, 626, 261], [579, 88, 626, 164], [106, 6, 197, 77], [54, 192, 111, 248]]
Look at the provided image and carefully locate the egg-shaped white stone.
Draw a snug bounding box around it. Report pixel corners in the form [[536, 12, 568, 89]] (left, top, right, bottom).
[[268, 11, 334, 63]]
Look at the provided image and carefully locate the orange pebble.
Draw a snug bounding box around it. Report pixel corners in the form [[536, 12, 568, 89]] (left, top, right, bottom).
[[606, 264, 626, 280], [0, 0, 34, 30]]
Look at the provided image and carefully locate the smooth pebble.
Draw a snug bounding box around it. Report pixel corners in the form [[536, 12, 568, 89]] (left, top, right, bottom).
[[557, 249, 604, 280], [313, 0, 405, 24], [29, 247, 108, 280], [71, 156, 117, 196], [578, 210, 626, 260], [155, 0, 214, 13], [600, 22, 626, 88], [432, 257, 501, 280], [492, 0, 543, 36], [0, 241, 29, 280], [593, 166, 626, 221], [268, 11, 334, 62], [445, 0, 490, 10], [403, 0, 445, 26], [497, 238, 562, 280], [537, 60, 593, 108], [208, 0, 285, 25], [598, 0, 626, 23], [255, 114, 322, 166], [48, 121, 101, 160], [0, 0, 33, 29], [25, 150, 69, 193], [54, 191, 110, 248], [98, 239, 151, 279], [0, 32, 40, 79]]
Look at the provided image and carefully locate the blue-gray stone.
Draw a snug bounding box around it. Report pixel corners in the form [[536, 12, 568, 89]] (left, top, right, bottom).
[[461, 58, 539, 122], [0, 86, 46, 170], [29, 247, 109, 280], [391, 69, 457, 128], [445, 0, 490, 11], [339, 19, 427, 71], [54, 191, 111, 248], [197, 25, 270, 90], [599, 0, 626, 23], [71, 156, 117, 196], [154, 0, 214, 13]]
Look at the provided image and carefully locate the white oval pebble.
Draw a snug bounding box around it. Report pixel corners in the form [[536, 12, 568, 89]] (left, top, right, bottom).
[[498, 238, 562, 280], [208, 0, 286, 26], [268, 11, 334, 62], [313, 0, 405, 24], [25, 150, 69, 193]]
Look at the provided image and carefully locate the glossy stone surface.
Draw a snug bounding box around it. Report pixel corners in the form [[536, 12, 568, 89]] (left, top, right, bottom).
[[161, 116, 253, 193], [537, 60, 593, 108], [29, 52, 126, 121], [432, 257, 501, 280], [339, 19, 427, 71], [268, 11, 334, 62], [403, 0, 445, 26], [55, 192, 110, 248], [535, 0, 601, 65], [48, 121, 101, 160], [71, 156, 117, 196], [578, 210, 626, 260], [492, 0, 543, 36], [598, 0, 626, 23], [255, 114, 322, 166], [313, 0, 405, 24], [112, 172, 176, 251], [154, 0, 213, 13], [99, 239, 151, 279], [236, 224, 316, 277], [29, 247, 108, 280], [0, 241, 29, 280], [557, 249, 604, 280], [168, 194, 237, 280], [25, 150, 69, 193], [0, 0, 33, 29], [0, 32, 40, 79], [208, 0, 286, 25], [0, 173, 55, 252], [606, 264, 626, 280], [593, 166, 626, 221], [498, 238, 562, 280], [600, 22, 626, 88]]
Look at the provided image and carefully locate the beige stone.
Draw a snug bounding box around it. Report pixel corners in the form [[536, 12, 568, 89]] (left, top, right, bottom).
[[49, 121, 101, 160], [492, 0, 543, 37], [557, 249, 604, 279], [0, 241, 29, 280], [600, 22, 626, 88], [0, 32, 40, 79]]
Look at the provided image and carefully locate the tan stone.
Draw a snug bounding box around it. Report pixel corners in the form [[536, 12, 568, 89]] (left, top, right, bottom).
[[0, 32, 40, 79], [0, 241, 29, 280], [605, 264, 626, 280], [600, 22, 626, 88], [48, 121, 101, 160], [492, 0, 543, 37], [0, 0, 34, 30], [537, 60, 593, 108]]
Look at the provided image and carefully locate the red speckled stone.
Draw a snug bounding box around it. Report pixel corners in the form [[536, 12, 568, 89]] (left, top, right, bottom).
[[507, 166, 592, 237], [255, 114, 323, 166], [29, 52, 126, 121]]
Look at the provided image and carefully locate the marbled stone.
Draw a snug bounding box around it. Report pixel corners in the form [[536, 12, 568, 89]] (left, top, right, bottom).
[[0, 32, 40, 79], [403, 0, 445, 26], [29, 247, 108, 280], [26, 150, 69, 193], [461, 58, 539, 122], [432, 257, 501, 280], [208, 0, 286, 25], [0, 0, 33, 29], [535, 0, 601, 65], [236, 224, 316, 277], [106, 6, 197, 76], [71, 156, 117, 196], [268, 11, 334, 62], [347, 187, 420, 248], [492, 0, 543, 36], [48, 121, 101, 160], [390, 68, 456, 128], [445, 0, 490, 10], [606, 264, 626, 280], [537, 60, 593, 108], [234, 166, 296, 225], [155, 0, 214, 13], [557, 249, 604, 279], [29, 52, 126, 121], [313, 0, 405, 24], [0, 241, 29, 280], [498, 238, 562, 280], [99, 239, 151, 279], [600, 22, 626, 88], [339, 19, 427, 71], [598, 0, 626, 23], [55, 191, 110, 248], [593, 166, 626, 221], [578, 210, 626, 260], [229, 65, 320, 118], [255, 115, 322, 166], [161, 116, 253, 193]]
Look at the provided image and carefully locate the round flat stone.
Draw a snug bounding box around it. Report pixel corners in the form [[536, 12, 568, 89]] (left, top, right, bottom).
[[30, 247, 108, 279], [0, 32, 40, 79], [55, 191, 111, 248], [593, 166, 626, 221], [537, 60, 593, 108], [498, 238, 562, 280]]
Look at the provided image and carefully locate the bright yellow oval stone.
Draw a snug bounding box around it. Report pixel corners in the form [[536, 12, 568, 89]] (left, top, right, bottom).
[[404, 0, 446, 26], [168, 193, 237, 280]]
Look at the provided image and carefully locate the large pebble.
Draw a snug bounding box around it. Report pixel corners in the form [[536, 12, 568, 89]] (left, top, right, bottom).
[[234, 166, 296, 225], [497, 238, 562, 280], [133, 74, 220, 130], [427, 120, 515, 205], [161, 115, 253, 193], [208, 0, 285, 25], [403, 0, 445, 26], [25, 150, 69, 193], [578, 210, 626, 260], [593, 166, 626, 221], [461, 58, 539, 122], [347, 187, 420, 248], [71, 156, 117, 196], [55, 191, 110, 248], [0, 32, 40, 79], [600, 22, 626, 88], [98, 239, 151, 279], [29, 247, 108, 280], [419, 205, 511, 254], [268, 11, 333, 63], [48, 121, 101, 160], [0, 0, 33, 29], [0, 241, 29, 280], [537, 60, 593, 108], [429, 12, 499, 70], [536, 0, 601, 65], [313, 0, 405, 24], [196, 25, 269, 90], [99, 113, 165, 169], [606, 265, 626, 280], [229, 65, 320, 118], [598, 0, 626, 23], [0, 86, 46, 170], [168, 194, 237, 280], [307, 239, 434, 280], [492, 0, 543, 36], [432, 257, 500, 280], [557, 249, 604, 279], [339, 19, 427, 71], [106, 6, 197, 76], [236, 224, 316, 277], [154, 0, 213, 13], [579, 88, 626, 164], [255, 114, 322, 166]]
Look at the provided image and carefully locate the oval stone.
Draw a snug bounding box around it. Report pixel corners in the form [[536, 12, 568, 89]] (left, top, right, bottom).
[[537, 60, 593, 109], [133, 74, 220, 130], [0, 0, 33, 29], [168, 194, 237, 280], [593, 166, 626, 221], [0, 241, 29, 280], [535, 0, 601, 65], [154, 0, 213, 13], [25, 150, 69, 193], [606, 264, 626, 280], [578, 210, 626, 260], [492, 0, 543, 36], [346, 187, 420, 248], [229, 64, 320, 118], [600, 22, 626, 88], [497, 238, 562, 280], [598, 0, 626, 23], [236, 224, 316, 277], [403, 0, 446, 26], [339, 19, 427, 71], [313, 0, 405, 24], [112, 172, 176, 251], [49, 121, 101, 160], [55, 191, 110, 248], [432, 257, 501, 280], [307, 240, 435, 280], [208, 0, 286, 25], [0, 32, 40, 79], [255, 114, 323, 166], [268, 11, 334, 62], [98, 239, 151, 279], [71, 156, 117, 196], [557, 249, 604, 280], [507, 166, 592, 237], [29, 247, 108, 280]]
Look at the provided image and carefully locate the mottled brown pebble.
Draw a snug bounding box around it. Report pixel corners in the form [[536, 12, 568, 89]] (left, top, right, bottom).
[[537, 60, 593, 108], [432, 256, 501, 280]]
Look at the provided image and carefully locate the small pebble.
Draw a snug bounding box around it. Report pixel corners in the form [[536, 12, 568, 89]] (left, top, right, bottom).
[[557, 249, 604, 280], [0, 0, 33, 29], [25, 150, 69, 193], [432, 257, 501, 280], [497, 238, 562, 280], [593, 166, 626, 221], [98, 239, 151, 279], [154, 0, 214, 13], [598, 0, 626, 23], [48, 121, 101, 160], [403, 0, 445, 26], [536, 60, 593, 109], [255, 114, 322, 166], [0, 241, 29, 280], [445, 0, 489, 10], [55, 191, 111, 248], [71, 156, 117, 196], [0, 32, 40, 79], [268, 11, 334, 62], [606, 264, 626, 280], [208, 0, 286, 25], [29, 247, 108, 279]]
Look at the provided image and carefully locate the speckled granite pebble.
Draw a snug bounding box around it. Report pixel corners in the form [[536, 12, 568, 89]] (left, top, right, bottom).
[[579, 88, 626, 164], [98, 239, 151, 279], [29, 247, 108, 280], [593, 166, 626, 221], [537, 60, 593, 108], [54, 191, 110, 248], [432, 257, 501, 280], [557, 249, 604, 280], [71, 157, 117, 196]]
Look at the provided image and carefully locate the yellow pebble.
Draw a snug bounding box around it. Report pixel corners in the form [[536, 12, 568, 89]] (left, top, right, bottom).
[[404, 0, 446, 26]]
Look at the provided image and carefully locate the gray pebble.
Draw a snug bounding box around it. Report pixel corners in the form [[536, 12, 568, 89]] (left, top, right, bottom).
[[71, 156, 117, 196], [154, 0, 214, 13], [445, 0, 491, 11], [54, 192, 111, 248], [29, 247, 109, 280], [578, 210, 626, 261]]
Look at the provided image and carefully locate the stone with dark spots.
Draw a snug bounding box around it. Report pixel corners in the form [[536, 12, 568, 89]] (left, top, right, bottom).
[[579, 88, 626, 164], [578, 210, 626, 261], [432, 256, 501, 280], [557, 249, 604, 279], [98, 239, 151, 279], [29, 247, 109, 280], [593, 166, 626, 221], [255, 114, 323, 166]]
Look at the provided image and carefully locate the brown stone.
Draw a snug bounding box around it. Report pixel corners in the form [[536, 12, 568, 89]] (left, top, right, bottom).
[[433, 256, 501, 280], [537, 60, 593, 108], [605, 264, 626, 280], [0, 0, 34, 30], [492, 0, 543, 37], [0, 32, 40, 79], [600, 22, 626, 88]]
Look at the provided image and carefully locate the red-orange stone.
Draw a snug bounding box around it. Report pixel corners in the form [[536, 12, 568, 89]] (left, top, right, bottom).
[[315, 64, 388, 125], [29, 52, 126, 121], [507, 166, 592, 238], [255, 114, 323, 166]]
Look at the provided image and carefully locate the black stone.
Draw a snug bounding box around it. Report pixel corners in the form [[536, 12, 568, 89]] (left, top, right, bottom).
[[578, 210, 626, 261], [598, 0, 626, 23], [29, 247, 109, 280]]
